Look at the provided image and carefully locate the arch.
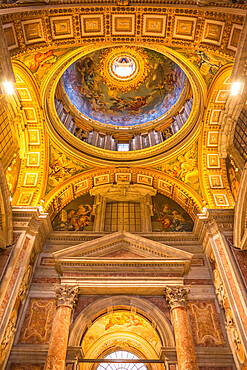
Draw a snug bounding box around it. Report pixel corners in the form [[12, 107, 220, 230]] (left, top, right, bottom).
[[69, 296, 175, 349], [199, 64, 235, 209], [44, 167, 203, 222], [81, 332, 161, 370], [10, 61, 48, 207], [95, 350, 150, 370]]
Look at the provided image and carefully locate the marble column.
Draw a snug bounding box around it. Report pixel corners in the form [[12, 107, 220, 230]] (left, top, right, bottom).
[[45, 285, 79, 370], [164, 286, 198, 370]]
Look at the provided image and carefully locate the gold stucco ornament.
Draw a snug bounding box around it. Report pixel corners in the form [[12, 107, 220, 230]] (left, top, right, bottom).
[[98, 46, 151, 93]]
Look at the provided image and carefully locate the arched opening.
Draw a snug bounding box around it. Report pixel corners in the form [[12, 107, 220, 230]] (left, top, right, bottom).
[[96, 351, 148, 370], [69, 296, 174, 370], [70, 297, 174, 348], [77, 306, 167, 370]]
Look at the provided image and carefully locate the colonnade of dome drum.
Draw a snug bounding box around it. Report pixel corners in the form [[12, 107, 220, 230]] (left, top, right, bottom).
[[55, 96, 193, 151]]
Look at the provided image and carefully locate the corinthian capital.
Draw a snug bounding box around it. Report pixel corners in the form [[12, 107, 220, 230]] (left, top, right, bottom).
[[164, 286, 190, 309], [54, 285, 79, 309]]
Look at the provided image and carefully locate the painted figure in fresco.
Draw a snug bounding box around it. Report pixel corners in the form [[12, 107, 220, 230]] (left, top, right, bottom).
[[53, 203, 93, 231], [110, 95, 152, 113], [30, 50, 57, 73], [193, 51, 223, 77], [156, 204, 173, 230], [171, 210, 186, 231], [154, 202, 192, 232], [48, 150, 83, 189], [62, 48, 186, 126], [126, 96, 151, 112], [147, 60, 173, 89], [69, 204, 92, 231], [105, 313, 141, 330], [161, 142, 200, 194]]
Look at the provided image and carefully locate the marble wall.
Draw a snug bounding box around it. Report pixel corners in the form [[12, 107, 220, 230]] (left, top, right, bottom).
[[188, 302, 225, 347], [232, 249, 247, 287], [0, 248, 11, 280], [18, 299, 55, 344]]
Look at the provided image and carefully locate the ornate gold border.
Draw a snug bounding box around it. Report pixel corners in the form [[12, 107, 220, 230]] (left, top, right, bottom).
[[43, 43, 206, 166], [199, 64, 235, 209], [44, 166, 203, 221]]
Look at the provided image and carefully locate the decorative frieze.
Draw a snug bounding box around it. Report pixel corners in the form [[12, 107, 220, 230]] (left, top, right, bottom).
[[0, 311, 17, 358], [18, 265, 32, 302]]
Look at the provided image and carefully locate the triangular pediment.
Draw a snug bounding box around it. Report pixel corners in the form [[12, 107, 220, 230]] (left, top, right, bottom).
[[52, 231, 194, 293], [101, 248, 146, 259], [53, 230, 193, 261]]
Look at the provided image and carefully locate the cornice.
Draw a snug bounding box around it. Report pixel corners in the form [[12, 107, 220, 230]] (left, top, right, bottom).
[[0, 2, 246, 15], [53, 231, 193, 279]]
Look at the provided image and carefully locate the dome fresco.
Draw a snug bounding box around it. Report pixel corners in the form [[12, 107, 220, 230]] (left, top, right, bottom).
[[62, 47, 187, 127]]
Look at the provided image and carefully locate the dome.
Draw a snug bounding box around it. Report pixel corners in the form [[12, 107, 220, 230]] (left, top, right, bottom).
[[49, 44, 203, 163], [61, 46, 187, 128]]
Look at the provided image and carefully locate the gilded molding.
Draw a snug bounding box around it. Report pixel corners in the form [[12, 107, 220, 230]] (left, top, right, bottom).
[[43, 167, 203, 221], [44, 43, 206, 165], [199, 65, 235, 209], [4, 5, 240, 212], [0, 6, 244, 63]]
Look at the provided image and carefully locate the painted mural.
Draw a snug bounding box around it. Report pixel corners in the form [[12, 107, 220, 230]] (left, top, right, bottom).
[[174, 48, 233, 87], [46, 142, 92, 194], [153, 141, 201, 196], [152, 193, 193, 232], [226, 156, 241, 201], [62, 47, 186, 126], [19, 47, 76, 86], [53, 193, 94, 231], [81, 311, 161, 355]]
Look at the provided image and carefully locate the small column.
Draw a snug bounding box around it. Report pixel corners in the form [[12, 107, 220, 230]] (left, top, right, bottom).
[[164, 286, 198, 370], [45, 285, 79, 370]]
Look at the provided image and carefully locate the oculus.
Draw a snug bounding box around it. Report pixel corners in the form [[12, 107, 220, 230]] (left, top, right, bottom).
[[110, 55, 138, 80], [98, 46, 150, 93]]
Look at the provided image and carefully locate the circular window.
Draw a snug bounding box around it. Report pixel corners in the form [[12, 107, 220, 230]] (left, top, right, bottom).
[[97, 351, 148, 370], [110, 55, 138, 80]]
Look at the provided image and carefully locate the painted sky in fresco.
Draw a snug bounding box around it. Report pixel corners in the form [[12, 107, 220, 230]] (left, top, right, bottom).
[[62, 47, 186, 127]]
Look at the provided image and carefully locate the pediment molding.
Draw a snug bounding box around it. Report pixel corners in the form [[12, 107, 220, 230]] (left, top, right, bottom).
[[53, 230, 193, 260], [53, 231, 193, 288]]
